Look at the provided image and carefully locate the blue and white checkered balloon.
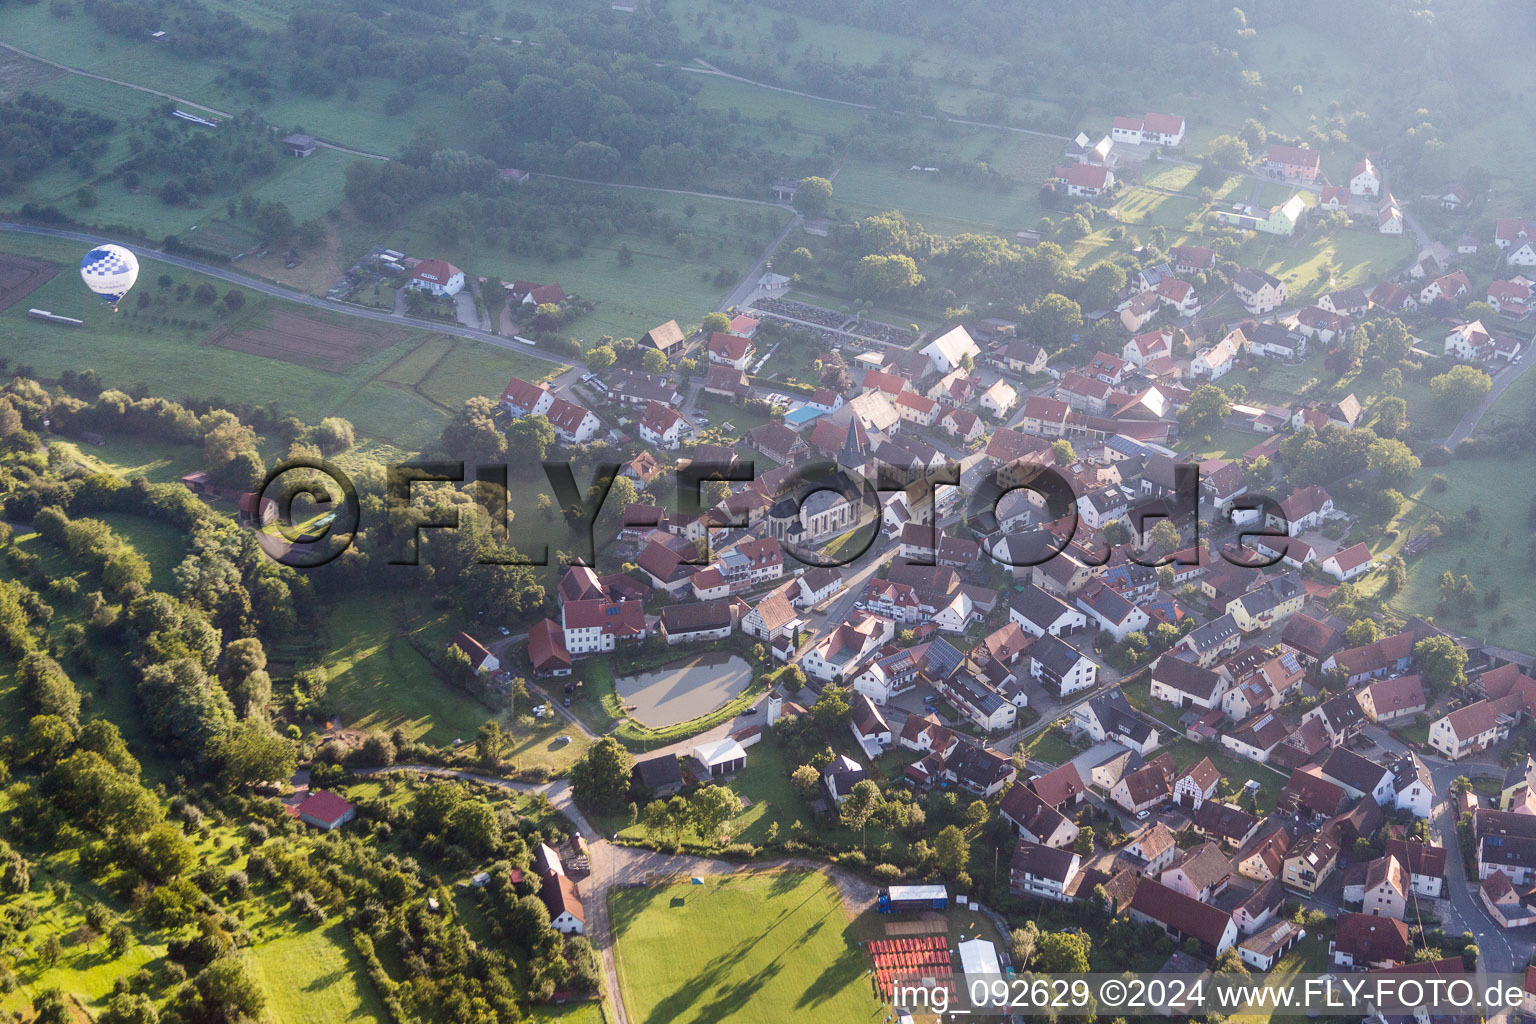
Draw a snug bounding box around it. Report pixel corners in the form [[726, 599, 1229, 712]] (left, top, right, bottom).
[[79, 244, 140, 305]]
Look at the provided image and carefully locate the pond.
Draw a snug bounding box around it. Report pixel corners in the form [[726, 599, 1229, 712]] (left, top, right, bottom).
[[614, 651, 754, 729]]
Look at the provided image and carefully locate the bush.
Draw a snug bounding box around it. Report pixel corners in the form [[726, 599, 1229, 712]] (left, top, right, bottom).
[[718, 843, 758, 860], [871, 863, 904, 883]]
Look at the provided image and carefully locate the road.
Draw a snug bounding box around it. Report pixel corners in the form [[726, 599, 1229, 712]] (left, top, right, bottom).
[[1365, 724, 1520, 975], [1443, 353, 1534, 448], [0, 222, 575, 369], [719, 212, 801, 313]]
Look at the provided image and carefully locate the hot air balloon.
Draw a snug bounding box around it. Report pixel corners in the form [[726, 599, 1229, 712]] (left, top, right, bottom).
[[79, 244, 139, 310]]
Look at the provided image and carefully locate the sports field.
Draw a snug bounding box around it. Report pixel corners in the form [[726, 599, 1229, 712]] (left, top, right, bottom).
[[610, 870, 885, 1024]]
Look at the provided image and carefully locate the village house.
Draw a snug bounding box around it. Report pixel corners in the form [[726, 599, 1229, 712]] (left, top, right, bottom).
[[1429, 697, 1520, 761], [705, 332, 755, 370], [1172, 758, 1221, 811], [1029, 633, 1098, 697], [1150, 655, 1230, 711], [408, 258, 465, 297], [1161, 842, 1232, 903], [1265, 143, 1321, 182], [1111, 112, 1187, 147], [1054, 163, 1116, 196], [1330, 914, 1408, 969], [1238, 827, 1293, 882], [1073, 688, 1161, 754], [1000, 784, 1080, 849], [1233, 269, 1288, 315], [1009, 841, 1081, 903], [639, 320, 687, 358], [1321, 542, 1374, 582], [1349, 158, 1382, 196], [1283, 828, 1341, 894], [1495, 218, 1536, 266], [1128, 878, 1238, 956], [1420, 269, 1472, 306], [1358, 674, 1426, 723]]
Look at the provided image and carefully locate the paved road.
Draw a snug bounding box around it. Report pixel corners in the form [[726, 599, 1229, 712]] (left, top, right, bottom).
[[1443, 354, 1534, 448], [719, 212, 802, 313], [0, 222, 575, 369]]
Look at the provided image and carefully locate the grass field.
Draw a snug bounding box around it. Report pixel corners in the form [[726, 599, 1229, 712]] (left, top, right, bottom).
[[610, 870, 885, 1024], [247, 920, 389, 1024], [0, 235, 564, 451], [1355, 450, 1536, 655]]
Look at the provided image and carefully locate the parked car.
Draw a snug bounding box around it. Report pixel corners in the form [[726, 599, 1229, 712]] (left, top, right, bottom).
[[741, 707, 759, 716], [497, 626, 511, 636], [1136, 809, 1151, 820]]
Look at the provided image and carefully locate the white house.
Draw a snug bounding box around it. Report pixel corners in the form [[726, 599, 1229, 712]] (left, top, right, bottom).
[[1348, 158, 1381, 197], [1321, 542, 1373, 582], [1233, 270, 1287, 315], [920, 326, 981, 375], [978, 379, 1017, 417], [638, 401, 689, 450], [409, 259, 465, 297], [1495, 219, 1536, 267], [545, 397, 602, 444]]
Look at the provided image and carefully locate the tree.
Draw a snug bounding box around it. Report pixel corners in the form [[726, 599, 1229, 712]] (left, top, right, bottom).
[[218, 719, 296, 791], [852, 253, 922, 299], [570, 736, 634, 812], [1027, 293, 1082, 349], [840, 779, 884, 845], [223, 288, 246, 312], [447, 799, 502, 856], [1430, 365, 1492, 406], [1344, 619, 1380, 646], [475, 720, 505, 767], [701, 312, 731, 335], [194, 956, 265, 1023], [1206, 134, 1252, 168], [689, 785, 741, 844], [796, 176, 832, 217], [1374, 396, 1408, 437], [1009, 922, 1039, 968], [312, 416, 355, 455], [586, 345, 616, 372], [790, 763, 822, 802], [1415, 635, 1468, 690], [506, 414, 557, 462], [1035, 931, 1092, 973], [641, 348, 670, 374], [934, 824, 969, 877], [1074, 826, 1095, 856], [1148, 519, 1181, 555], [1366, 438, 1420, 488], [100, 992, 158, 1024], [193, 283, 217, 305], [1179, 384, 1231, 433], [1051, 439, 1076, 465], [810, 685, 851, 730]]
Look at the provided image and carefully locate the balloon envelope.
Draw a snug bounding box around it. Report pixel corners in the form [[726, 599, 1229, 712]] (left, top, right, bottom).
[[79, 245, 139, 304]]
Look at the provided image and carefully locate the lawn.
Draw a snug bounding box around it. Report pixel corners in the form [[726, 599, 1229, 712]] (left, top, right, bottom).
[[246, 920, 390, 1024], [311, 594, 498, 745], [609, 870, 886, 1024], [1354, 450, 1536, 655], [94, 511, 190, 590], [1018, 726, 1078, 767]]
